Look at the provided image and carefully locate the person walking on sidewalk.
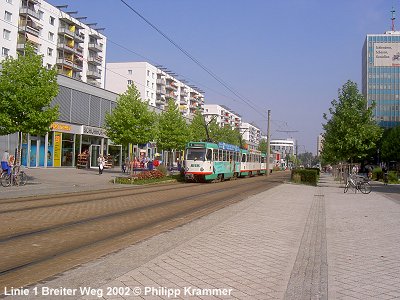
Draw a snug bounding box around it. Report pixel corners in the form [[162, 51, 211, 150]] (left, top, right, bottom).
[[97, 155, 105, 175], [1, 150, 11, 175]]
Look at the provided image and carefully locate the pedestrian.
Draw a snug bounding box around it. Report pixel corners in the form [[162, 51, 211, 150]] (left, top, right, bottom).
[[1, 150, 11, 175], [382, 164, 388, 185], [97, 155, 104, 175]]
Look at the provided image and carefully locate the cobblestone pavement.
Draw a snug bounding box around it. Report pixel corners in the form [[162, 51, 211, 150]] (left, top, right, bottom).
[[4, 171, 400, 299]]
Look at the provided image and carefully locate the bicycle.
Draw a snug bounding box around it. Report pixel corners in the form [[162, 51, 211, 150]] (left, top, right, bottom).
[[1, 165, 27, 187], [344, 174, 371, 194]]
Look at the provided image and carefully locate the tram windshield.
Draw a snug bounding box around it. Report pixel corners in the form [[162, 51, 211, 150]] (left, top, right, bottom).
[[186, 148, 206, 161]]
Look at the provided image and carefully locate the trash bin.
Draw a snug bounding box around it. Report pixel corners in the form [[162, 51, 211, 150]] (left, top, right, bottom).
[[148, 161, 154, 170]]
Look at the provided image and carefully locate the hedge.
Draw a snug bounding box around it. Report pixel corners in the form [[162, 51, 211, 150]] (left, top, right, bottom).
[[291, 169, 319, 186]]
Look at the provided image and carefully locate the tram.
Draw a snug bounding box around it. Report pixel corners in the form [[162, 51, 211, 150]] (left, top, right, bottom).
[[184, 141, 269, 182]]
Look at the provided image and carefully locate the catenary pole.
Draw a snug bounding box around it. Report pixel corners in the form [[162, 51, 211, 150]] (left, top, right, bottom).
[[267, 110, 271, 176]]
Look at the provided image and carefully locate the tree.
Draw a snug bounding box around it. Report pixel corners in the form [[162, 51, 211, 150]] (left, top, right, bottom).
[[156, 99, 190, 152], [321, 80, 382, 164], [0, 43, 59, 162], [105, 83, 157, 151], [258, 139, 268, 153], [381, 126, 400, 162], [188, 110, 207, 141]]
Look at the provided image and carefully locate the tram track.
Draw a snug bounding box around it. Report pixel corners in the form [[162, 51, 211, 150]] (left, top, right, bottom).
[[0, 172, 289, 292], [0, 182, 198, 212]]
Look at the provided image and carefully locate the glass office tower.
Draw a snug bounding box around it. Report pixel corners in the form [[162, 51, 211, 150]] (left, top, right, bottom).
[[362, 32, 400, 128]]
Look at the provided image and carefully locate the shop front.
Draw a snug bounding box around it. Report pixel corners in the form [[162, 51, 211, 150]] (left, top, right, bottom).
[[20, 122, 124, 169]]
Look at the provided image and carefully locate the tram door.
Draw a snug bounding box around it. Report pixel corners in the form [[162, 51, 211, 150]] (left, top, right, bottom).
[[89, 145, 100, 168]]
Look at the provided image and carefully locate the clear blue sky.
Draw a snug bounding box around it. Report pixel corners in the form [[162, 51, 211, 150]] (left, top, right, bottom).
[[48, 0, 392, 154]]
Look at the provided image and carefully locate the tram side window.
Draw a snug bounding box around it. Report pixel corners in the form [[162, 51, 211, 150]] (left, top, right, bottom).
[[213, 149, 219, 161], [221, 150, 226, 161], [242, 153, 246, 162], [206, 149, 212, 161], [261, 156, 265, 163]]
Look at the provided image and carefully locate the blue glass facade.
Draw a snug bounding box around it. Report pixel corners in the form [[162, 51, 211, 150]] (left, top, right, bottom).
[[362, 33, 400, 128]]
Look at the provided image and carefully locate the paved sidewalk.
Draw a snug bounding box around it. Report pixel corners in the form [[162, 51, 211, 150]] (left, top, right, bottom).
[[4, 173, 400, 299], [0, 167, 129, 199]]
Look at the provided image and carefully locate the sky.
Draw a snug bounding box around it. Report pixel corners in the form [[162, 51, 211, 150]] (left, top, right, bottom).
[[47, 0, 393, 154]]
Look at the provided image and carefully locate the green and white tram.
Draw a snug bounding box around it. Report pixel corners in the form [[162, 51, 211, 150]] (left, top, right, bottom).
[[184, 142, 241, 182]]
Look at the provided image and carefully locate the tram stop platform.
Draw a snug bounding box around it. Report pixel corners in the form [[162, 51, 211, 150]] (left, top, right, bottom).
[[3, 171, 400, 299]]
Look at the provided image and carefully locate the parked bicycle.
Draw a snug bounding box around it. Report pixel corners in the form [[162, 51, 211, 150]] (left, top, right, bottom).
[[344, 174, 371, 194], [1, 165, 27, 187]]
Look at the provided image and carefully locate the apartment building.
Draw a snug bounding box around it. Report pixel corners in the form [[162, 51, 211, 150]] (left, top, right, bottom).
[[1, 0, 106, 88], [202, 104, 241, 129], [240, 122, 261, 149], [105, 61, 205, 118]]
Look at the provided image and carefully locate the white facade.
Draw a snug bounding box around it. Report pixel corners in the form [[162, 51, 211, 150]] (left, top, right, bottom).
[[317, 135, 323, 156], [270, 139, 295, 157], [240, 122, 261, 149], [105, 61, 204, 117], [0, 0, 107, 88], [203, 104, 241, 129]]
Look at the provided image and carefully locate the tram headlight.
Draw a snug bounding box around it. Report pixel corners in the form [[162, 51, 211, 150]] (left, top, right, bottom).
[[186, 167, 189, 171], [200, 167, 204, 171]]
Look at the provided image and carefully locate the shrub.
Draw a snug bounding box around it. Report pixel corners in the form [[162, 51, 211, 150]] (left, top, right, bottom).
[[156, 164, 168, 176], [137, 170, 165, 180], [372, 167, 382, 180], [388, 171, 398, 183], [291, 169, 318, 186], [306, 167, 320, 176]]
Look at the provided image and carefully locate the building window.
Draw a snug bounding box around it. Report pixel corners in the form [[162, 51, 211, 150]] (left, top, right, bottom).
[[147, 70, 150, 76], [146, 91, 149, 97], [128, 69, 132, 75], [127, 80, 132, 85], [38, 10, 44, 20], [3, 29, 11, 40], [49, 16, 55, 25], [47, 64, 52, 69], [4, 11, 12, 22], [47, 48, 53, 56], [2, 47, 9, 57], [151, 82, 154, 89], [6, 0, 12, 4], [152, 72, 154, 78], [151, 93, 154, 99], [48, 32, 54, 41], [147, 80, 149, 87]]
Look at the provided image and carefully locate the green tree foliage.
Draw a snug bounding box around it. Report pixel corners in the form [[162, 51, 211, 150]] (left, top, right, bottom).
[[381, 126, 400, 162], [258, 139, 268, 153], [321, 80, 382, 163], [105, 84, 157, 146], [0, 43, 59, 136], [188, 110, 207, 141], [156, 99, 190, 151]]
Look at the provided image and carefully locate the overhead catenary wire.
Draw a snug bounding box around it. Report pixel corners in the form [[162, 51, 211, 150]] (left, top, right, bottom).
[[119, 0, 267, 119]]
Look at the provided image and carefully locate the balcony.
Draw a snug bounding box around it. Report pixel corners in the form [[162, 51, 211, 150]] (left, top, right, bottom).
[[19, 20, 41, 36], [57, 42, 75, 53], [58, 27, 75, 38], [87, 79, 101, 87], [156, 87, 166, 95], [180, 99, 187, 105], [73, 62, 83, 72], [74, 32, 85, 43], [88, 43, 103, 52], [56, 58, 74, 68], [156, 78, 166, 85], [87, 69, 102, 79], [19, 7, 40, 20], [87, 55, 103, 66]]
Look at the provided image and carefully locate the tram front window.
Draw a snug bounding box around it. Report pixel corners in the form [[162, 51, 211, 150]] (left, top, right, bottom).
[[186, 148, 206, 161]]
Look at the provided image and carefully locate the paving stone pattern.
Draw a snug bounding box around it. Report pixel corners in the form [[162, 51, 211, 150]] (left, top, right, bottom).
[[79, 185, 315, 300], [326, 186, 400, 300]]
